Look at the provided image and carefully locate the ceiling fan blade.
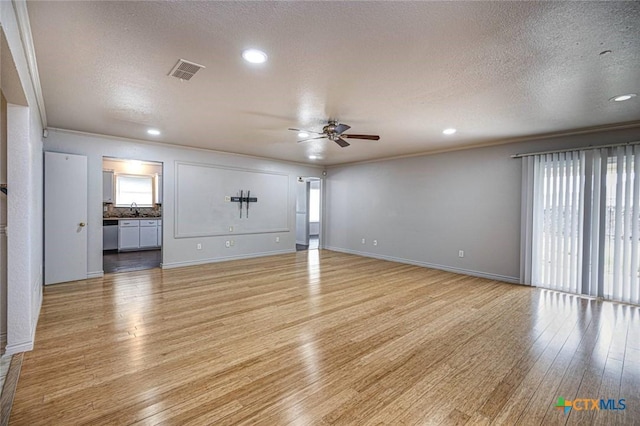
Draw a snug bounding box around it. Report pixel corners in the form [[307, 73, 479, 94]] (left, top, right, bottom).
[[334, 123, 351, 134], [289, 128, 324, 135], [297, 135, 328, 143], [342, 134, 380, 140], [335, 138, 350, 148]]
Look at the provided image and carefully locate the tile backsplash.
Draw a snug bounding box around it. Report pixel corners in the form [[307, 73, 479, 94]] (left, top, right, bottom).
[[104, 205, 162, 218]]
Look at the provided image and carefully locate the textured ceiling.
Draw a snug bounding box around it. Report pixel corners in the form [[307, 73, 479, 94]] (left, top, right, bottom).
[[27, 1, 640, 165]]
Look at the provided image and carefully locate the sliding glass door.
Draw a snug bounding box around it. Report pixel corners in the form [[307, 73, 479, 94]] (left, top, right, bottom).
[[523, 145, 640, 305]]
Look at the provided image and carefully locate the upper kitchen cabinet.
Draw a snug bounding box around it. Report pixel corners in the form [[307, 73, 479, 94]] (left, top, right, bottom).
[[155, 174, 162, 204], [103, 170, 114, 203]]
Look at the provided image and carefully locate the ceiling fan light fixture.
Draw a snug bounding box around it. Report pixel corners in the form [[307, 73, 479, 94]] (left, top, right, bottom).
[[442, 128, 457, 135], [308, 155, 319, 160], [298, 132, 309, 138], [242, 49, 268, 64], [609, 94, 636, 102]]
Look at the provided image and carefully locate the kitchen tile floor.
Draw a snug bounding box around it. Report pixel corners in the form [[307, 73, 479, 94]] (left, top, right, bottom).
[[103, 249, 161, 273], [296, 236, 319, 251]]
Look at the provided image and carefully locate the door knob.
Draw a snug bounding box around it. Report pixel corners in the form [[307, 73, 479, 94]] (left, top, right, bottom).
[[79, 222, 86, 227]]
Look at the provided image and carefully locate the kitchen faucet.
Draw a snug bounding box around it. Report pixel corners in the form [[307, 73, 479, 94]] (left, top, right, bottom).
[[130, 202, 140, 217]]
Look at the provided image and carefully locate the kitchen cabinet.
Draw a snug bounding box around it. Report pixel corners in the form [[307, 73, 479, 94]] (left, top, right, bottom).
[[118, 220, 140, 250], [157, 219, 162, 247], [103, 170, 114, 203], [140, 220, 158, 247]]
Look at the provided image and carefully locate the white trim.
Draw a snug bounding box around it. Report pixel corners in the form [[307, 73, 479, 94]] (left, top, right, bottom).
[[87, 271, 104, 279], [324, 246, 520, 284], [12, 0, 47, 128], [5, 315, 37, 355], [161, 249, 295, 269], [5, 340, 33, 355]]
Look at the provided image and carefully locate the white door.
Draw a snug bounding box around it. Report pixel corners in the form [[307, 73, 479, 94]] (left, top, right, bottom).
[[44, 152, 88, 284], [295, 180, 310, 245]]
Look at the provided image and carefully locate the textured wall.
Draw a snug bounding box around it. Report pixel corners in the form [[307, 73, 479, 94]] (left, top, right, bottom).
[[1, 1, 45, 354], [325, 127, 640, 283]]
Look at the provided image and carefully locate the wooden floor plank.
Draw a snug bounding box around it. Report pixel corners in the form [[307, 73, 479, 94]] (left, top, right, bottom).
[[9, 251, 640, 425]]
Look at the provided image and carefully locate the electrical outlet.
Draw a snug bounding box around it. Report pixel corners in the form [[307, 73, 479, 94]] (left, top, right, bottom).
[[459, 250, 464, 258], [362, 238, 366, 244], [225, 241, 231, 248], [373, 240, 378, 246], [229, 226, 233, 232], [230, 240, 235, 247], [276, 236, 280, 243], [196, 243, 202, 250], [225, 196, 231, 202]]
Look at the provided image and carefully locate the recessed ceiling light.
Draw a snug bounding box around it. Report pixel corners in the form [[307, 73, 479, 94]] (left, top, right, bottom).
[[298, 132, 309, 138], [242, 49, 268, 64], [147, 129, 161, 136], [610, 94, 637, 102], [442, 128, 457, 135], [308, 155, 319, 160]]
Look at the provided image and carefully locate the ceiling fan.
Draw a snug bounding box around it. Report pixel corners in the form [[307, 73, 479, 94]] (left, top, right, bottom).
[[289, 120, 380, 148]]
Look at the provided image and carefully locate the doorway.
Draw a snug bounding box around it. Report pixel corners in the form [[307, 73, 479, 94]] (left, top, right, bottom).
[[102, 157, 163, 273], [296, 177, 322, 251]]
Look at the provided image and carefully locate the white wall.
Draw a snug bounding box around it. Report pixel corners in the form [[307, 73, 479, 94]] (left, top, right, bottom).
[[44, 129, 321, 273], [1, 2, 45, 354], [103, 158, 162, 176], [325, 127, 640, 283], [0, 94, 6, 350]]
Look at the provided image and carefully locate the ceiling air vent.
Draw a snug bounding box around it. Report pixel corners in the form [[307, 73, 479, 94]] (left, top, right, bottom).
[[168, 59, 205, 81]]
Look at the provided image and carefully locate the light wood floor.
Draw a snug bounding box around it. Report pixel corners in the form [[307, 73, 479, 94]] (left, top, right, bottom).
[[10, 250, 640, 425]]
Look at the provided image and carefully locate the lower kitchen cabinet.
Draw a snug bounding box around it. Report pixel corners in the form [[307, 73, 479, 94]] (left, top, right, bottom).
[[119, 220, 140, 250], [140, 220, 158, 247], [118, 219, 161, 250]]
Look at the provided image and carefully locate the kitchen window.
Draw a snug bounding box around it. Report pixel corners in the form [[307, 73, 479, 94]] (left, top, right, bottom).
[[115, 174, 154, 207]]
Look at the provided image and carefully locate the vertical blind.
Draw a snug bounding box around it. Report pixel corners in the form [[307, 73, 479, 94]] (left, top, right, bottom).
[[531, 152, 584, 295], [522, 145, 640, 305]]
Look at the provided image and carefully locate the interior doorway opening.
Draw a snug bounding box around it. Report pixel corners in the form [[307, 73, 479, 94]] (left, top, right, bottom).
[[102, 157, 163, 273], [296, 177, 322, 251]]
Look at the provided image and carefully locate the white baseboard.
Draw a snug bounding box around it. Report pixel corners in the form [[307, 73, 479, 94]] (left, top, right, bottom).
[[5, 340, 33, 355], [324, 246, 520, 284], [87, 271, 104, 279], [5, 307, 40, 354], [161, 249, 296, 269]]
